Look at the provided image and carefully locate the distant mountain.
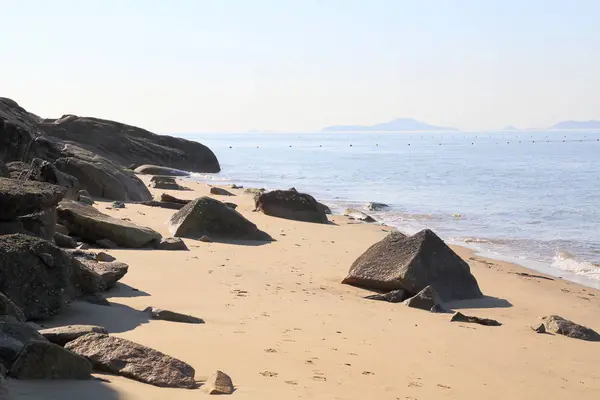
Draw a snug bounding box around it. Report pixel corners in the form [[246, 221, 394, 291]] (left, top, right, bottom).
[[322, 118, 457, 132], [550, 120, 600, 130], [500, 125, 520, 131]]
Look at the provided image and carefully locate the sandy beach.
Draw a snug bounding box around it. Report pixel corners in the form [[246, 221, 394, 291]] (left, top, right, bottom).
[[7, 176, 600, 400]]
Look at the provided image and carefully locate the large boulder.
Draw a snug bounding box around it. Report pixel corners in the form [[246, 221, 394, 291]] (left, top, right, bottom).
[[342, 230, 483, 302], [168, 197, 272, 241], [0, 316, 48, 368], [255, 190, 328, 223], [0, 178, 65, 220], [135, 165, 190, 176], [541, 315, 600, 341], [65, 333, 196, 388], [9, 341, 92, 379], [57, 200, 162, 248], [39, 325, 108, 346], [0, 234, 77, 320]]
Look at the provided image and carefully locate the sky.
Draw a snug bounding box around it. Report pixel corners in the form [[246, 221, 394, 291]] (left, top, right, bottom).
[[1, 0, 599, 133]]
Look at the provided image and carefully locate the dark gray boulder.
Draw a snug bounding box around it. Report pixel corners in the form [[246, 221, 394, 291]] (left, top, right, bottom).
[[0, 234, 76, 320], [65, 333, 196, 388], [9, 341, 92, 379], [57, 200, 162, 248], [39, 325, 108, 346], [0, 316, 48, 369], [168, 197, 272, 241], [541, 315, 600, 341], [144, 307, 204, 324], [403, 285, 447, 312], [157, 237, 188, 251], [342, 230, 483, 302], [71, 262, 107, 294], [2, 207, 58, 240], [0, 293, 26, 323], [255, 190, 328, 224], [0, 178, 65, 220], [135, 165, 190, 176], [344, 208, 376, 222]]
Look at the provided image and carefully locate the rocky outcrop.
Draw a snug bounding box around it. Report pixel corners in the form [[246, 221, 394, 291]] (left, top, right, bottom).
[[168, 197, 272, 241], [135, 165, 191, 176], [0, 293, 26, 322], [255, 190, 328, 224], [541, 315, 600, 341], [451, 312, 501, 326], [71, 262, 107, 294], [205, 370, 234, 394], [9, 341, 92, 379], [39, 325, 108, 346], [0, 234, 76, 320], [57, 200, 162, 248], [342, 230, 483, 302], [160, 193, 190, 204], [144, 307, 204, 324], [0, 178, 65, 220], [344, 208, 376, 222], [65, 333, 196, 388]]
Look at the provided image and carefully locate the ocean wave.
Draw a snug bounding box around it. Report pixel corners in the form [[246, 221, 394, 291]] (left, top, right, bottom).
[[189, 173, 231, 182], [551, 251, 600, 281]]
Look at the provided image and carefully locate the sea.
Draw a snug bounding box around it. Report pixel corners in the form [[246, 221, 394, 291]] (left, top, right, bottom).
[[174, 130, 600, 289]]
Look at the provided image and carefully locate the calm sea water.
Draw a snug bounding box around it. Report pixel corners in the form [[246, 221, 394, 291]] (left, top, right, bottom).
[[176, 131, 600, 288]]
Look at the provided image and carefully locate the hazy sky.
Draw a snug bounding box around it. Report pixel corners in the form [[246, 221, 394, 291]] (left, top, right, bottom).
[[2, 0, 599, 133]]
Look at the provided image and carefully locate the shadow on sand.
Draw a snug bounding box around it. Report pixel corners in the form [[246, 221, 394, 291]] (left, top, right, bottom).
[[104, 282, 151, 298], [7, 376, 120, 400], [447, 295, 513, 310]]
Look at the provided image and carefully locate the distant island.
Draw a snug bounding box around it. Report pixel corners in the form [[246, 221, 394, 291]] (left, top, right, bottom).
[[500, 126, 520, 131], [550, 120, 600, 130], [322, 118, 457, 132]]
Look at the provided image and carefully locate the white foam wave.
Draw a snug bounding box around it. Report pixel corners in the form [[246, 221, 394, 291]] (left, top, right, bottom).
[[551, 252, 600, 281], [189, 173, 231, 182]]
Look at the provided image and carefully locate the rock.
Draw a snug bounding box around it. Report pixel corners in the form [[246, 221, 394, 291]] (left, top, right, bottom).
[[0, 234, 76, 320], [55, 223, 69, 235], [531, 323, 546, 333], [344, 208, 376, 222], [365, 202, 389, 211], [65, 333, 196, 388], [96, 239, 118, 249], [144, 307, 204, 324], [149, 176, 185, 190], [244, 188, 265, 195], [403, 285, 447, 312], [77, 190, 91, 198], [0, 316, 48, 369], [541, 315, 600, 341], [57, 200, 162, 248], [111, 201, 125, 209], [96, 252, 116, 262], [199, 235, 213, 243], [451, 312, 501, 326], [71, 262, 107, 294], [205, 370, 234, 394], [135, 165, 191, 176], [342, 230, 483, 302], [224, 202, 237, 210], [157, 237, 188, 251], [9, 341, 92, 379], [39, 325, 108, 346], [29, 158, 80, 200], [78, 195, 94, 205], [255, 190, 328, 224], [210, 187, 234, 196], [1, 207, 58, 240], [80, 294, 111, 307], [317, 202, 332, 215], [138, 200, 185, 210], [231, 184, 243, 189], [77, 260, 128, 289], [0, 160, 7, 178], [0, 293, 26, 323], [0, 178, 66, 220], [53, 232, 77, 249], [168, 197, 272, 241], [364, 289, 409, 303], [160, 193, 190, 204]]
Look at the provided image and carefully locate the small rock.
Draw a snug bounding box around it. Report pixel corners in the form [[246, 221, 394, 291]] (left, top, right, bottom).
[[365, 289, 409, 303], [531, 323, 546, 334], [224, 202, 238, 210], [403, 285, 447, 312], [9, 341, 92, 380], [451, 312, 501, 326], [95, 251, 116, 262], [157, 237, 188, 251], [542, 315, 600, 341], [96, 239, 118, 249], [39, 325, 109, 346], [231, 184, 243, 189], [205, 370, 234, 394], [111, 201, 125, 209], [80, 294, 111, 307], [210, 187, 234, 196], [53, 232, 77, 249], [200, 235, 213, 243], [144, 307, 204, 324]]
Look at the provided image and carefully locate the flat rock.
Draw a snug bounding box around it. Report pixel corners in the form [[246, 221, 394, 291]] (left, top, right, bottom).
[[135, 165, 190, 176], [344, 208, 376, 222], [451, 312, 501, 326], [0, 316, 48, 369], [144, 307, 204, 324], [160, 193, 190, 204], [224, 202, 238, 210], [71, 262, 107, 294], [0, 293, 26, 322], [205, 370, 234, 394], [57, 200, 162, 248], [255, 190, 328, 224], [168, 196, 272, 241], [9, 341, 92, 379], [78, 260, 128, 289], [39, 325, 108, 346], [0, 178, 66, 220], [157, 237, 188, 251], [342, 230, 483, 302], [403, 285, 447, 312], [65, 333, 196, 388], [542, 315, 600, 341], [364, 289, 409, 303], [53, 232, 77, 249], [210, 187, 234, 196]]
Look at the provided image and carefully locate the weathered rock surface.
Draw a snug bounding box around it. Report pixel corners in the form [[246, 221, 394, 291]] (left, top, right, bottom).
[[0, 316, 48, 368], [344, 208, 376, 222], [135, 165, 191, 176], [205, 370, 234, 394], [39, 325, 108, 346], [168, 197, 272, 241], [403, 285, 447, 312], [149, 175, 185, 190], [0, 178, 65, 220], [364, 289, 409, 303], [144, 307, 204, 324], [57, 200, 162, 248], [0, 293, 26, 322], [9, 341, 92, 379], [0, 234, 76, 320], [255, 190, 328, 224], [451, 312, 501, 326], [96, 239, 118, 249], [342, 230, 483, 302], [210, 187, 234, 196], [157, 237, 188, 251], [53, 232, 77, 249], [65, 333, 196, 388], [365, 202, 389, 211], [77, 260, 129, 289], [160, 193, 190, 204], [1, 207, 58, 240], [541, 315, 600, 341], [96, 252, 116, 262]]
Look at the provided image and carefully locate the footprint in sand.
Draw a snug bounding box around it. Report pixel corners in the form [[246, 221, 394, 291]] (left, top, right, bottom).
[[285, 380, 298, 385], [260, 371, 278, 378], [264, 348, 277, 353], [362, 371, 374, 375]]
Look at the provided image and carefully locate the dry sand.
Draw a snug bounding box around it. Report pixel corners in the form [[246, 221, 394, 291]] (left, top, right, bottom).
[[8, 177, 600, 399]]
